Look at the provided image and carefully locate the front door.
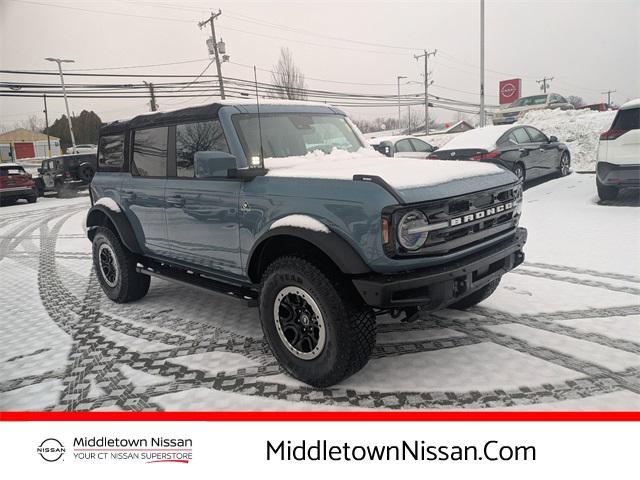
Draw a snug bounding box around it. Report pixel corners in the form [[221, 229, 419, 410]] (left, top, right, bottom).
[[525, 126, 557, 177], [120, 126, 169, 256], [41, 159, 57, 190], [164, 120, 243, 278]]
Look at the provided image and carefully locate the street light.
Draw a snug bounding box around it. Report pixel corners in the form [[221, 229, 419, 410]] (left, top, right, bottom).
[[45, 57, 77, 153], [397, 75, 407, 134]]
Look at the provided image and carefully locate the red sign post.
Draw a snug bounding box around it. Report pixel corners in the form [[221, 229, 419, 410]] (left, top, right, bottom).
[[499, 78, 522, 105]]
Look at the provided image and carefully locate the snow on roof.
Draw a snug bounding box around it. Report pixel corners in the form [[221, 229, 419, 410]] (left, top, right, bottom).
[[0, 163, 24, 168], [264, 148, 504, 189], [435, 125, 513, 151], [620, 98, 640, 110], [368, 135, 413, 145]]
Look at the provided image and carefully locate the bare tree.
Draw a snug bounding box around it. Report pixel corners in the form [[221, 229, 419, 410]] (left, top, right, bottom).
[[566, 95, 585, 108], [271, 47, 307, 100]]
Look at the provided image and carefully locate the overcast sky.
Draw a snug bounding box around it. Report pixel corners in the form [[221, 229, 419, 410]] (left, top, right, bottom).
[[1, 0, 638, 127]]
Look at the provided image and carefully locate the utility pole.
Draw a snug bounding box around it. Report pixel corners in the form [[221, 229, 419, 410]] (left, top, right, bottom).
[[45, 57, 77, 153], [536, 76, 554, 94], [414, 49, 436, 135], [198, 10, 226, 99], [397, 75, 407, 134], [144, 81, 158, 111], [479, 0, 485, 126], [43, 94, 51, 158], [602, 89, 616, 108]]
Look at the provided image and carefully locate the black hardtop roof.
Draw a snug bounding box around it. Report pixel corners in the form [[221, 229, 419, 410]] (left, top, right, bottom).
[[99, 101, 344, 136]]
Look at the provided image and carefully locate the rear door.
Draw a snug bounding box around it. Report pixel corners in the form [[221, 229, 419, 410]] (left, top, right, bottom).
[[164, 119, 243, 277], [393, 138, 417, 158], [409, 138, 435, 159], [120, 126, 169, 256]]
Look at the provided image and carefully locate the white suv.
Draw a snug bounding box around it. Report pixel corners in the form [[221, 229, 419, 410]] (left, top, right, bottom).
[[596, 99, 640, 200]]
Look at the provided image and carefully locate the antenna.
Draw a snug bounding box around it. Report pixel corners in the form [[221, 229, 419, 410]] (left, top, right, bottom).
[[253, 65, 265, 168]]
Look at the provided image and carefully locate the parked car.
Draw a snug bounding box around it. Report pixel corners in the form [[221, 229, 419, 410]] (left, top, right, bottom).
[[596, 98, 640, 200], [35, 153, 96, 197], [86, 101, 527, 387], [493, 93, 575, 125], [428, 125, 571, 181], [0, 163, 38, 205], [67, 144, 98, 154], [369, 135, 436, 158]]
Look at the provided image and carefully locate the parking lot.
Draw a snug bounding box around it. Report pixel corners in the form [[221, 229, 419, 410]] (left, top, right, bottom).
[[0, 174, 639, 411]]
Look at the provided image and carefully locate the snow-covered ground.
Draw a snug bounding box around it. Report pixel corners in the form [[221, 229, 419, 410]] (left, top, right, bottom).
[[0, 174, 638, 411], [414, 109, 617, 172]]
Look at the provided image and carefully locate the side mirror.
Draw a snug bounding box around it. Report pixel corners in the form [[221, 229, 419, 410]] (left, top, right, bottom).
[[37, 168, 43, 174], [549, 135, 558, 143], [194, 151, 238, 178], [433, 146, 439, 151]]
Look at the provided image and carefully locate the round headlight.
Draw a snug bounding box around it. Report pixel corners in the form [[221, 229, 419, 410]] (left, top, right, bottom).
[[397, 210, 429, 251]]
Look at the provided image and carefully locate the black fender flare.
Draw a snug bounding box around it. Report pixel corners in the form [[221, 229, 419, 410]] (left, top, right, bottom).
[[85, 204, 144, 255], [247, 225, 370, 282]]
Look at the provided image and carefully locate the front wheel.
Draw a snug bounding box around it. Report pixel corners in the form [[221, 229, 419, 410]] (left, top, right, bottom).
[[92, 227, 150, 303], [450, 278, 501, 310], [558, 152, 570, 176], [260, 256, 376, 387]]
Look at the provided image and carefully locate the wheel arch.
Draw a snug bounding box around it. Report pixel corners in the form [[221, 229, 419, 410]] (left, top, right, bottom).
[[247, 226, 370, 284], [86, 204, 143, 255]]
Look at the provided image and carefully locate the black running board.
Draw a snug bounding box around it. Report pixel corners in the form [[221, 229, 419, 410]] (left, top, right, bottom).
[[137, 264, 259, 307]]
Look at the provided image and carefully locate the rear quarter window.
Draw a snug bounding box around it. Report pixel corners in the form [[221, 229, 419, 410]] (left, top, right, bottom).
[[612, 108, 640, 131], [98, 134, 125, 172]]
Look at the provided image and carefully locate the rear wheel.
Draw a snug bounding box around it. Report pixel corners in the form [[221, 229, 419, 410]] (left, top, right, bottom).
[[597, 180, 619, 201], [26, 192, 37, 203], [450, 278, 501, 310], [513, 163, 525, 181], [92, 227, 150, 303], [259, 256, 376, 387]]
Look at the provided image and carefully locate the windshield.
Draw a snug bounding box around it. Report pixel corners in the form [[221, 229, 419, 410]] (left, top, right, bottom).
[[234, 113, 365, 159], [509, 95, 548, 107]]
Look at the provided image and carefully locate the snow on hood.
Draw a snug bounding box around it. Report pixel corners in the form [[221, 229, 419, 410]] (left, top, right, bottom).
[[264, 148, 505, 189], [432, 125, 513, 152]]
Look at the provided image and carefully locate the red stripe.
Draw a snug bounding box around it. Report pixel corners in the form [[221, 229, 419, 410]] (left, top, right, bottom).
[[1, 411, 639, 421]]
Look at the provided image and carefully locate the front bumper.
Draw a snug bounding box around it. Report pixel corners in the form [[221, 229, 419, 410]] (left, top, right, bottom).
[[352, 228, 527, 310], [597, 162, 640, 187]]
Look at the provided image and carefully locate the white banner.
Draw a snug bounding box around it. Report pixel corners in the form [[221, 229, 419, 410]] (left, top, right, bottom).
[[0, 420, 638, 479]]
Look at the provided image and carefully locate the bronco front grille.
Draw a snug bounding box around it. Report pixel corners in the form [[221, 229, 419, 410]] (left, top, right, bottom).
[[387, 183, 522, 258]]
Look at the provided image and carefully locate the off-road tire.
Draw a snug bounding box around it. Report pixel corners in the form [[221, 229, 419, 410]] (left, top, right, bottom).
[[597, 180, 619, 201], [92, 227, 150, 303], [78, 162, 95, 183], [26, 192, 37, 203], [260, 256, 376, 387], [450, 278, 501, 310]]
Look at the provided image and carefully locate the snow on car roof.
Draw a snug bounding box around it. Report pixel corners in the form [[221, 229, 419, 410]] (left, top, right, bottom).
[[436, 125, 514, 151], [369, 135, 415, 145], [264, 147, 505, 189], [620, 98, 640, 110]]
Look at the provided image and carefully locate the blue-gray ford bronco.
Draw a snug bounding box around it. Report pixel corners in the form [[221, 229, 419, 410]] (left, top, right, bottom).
[[86, 101, 527, 387]]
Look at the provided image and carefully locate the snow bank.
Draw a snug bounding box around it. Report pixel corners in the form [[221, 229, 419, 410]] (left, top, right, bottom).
[[264, 148, 504, 189], [95, 197, 121, 213], [270, 214, 330, 233], [515, 109, 615, 171]]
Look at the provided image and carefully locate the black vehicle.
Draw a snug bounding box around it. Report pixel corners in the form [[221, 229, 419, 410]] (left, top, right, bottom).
[[429, 125, 571, 181], [34, 154, 97, 197]]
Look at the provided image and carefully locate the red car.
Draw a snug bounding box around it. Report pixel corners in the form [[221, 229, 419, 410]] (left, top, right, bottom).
[[0, 163, 38, 205]]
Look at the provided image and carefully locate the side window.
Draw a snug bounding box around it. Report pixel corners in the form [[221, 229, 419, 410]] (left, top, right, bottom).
[[131, 127, 168, 177], [510, 128, 531, 144], [525, 127, 547, 143], [410, 138, 433, 152], [395, 139, 413, 153], [98, 134, 125, 172], [175, 120, 228, 178], [612, 108, 640, 131]]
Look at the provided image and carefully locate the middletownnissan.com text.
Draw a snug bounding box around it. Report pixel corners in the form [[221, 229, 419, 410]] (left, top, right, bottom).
[[267, 440, 536, 462]]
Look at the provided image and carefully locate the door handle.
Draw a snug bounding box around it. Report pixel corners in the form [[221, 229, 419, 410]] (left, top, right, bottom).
[[167, 194, 185, 207], [518, 148, 529, 156], [121, 190, 136, 200]]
